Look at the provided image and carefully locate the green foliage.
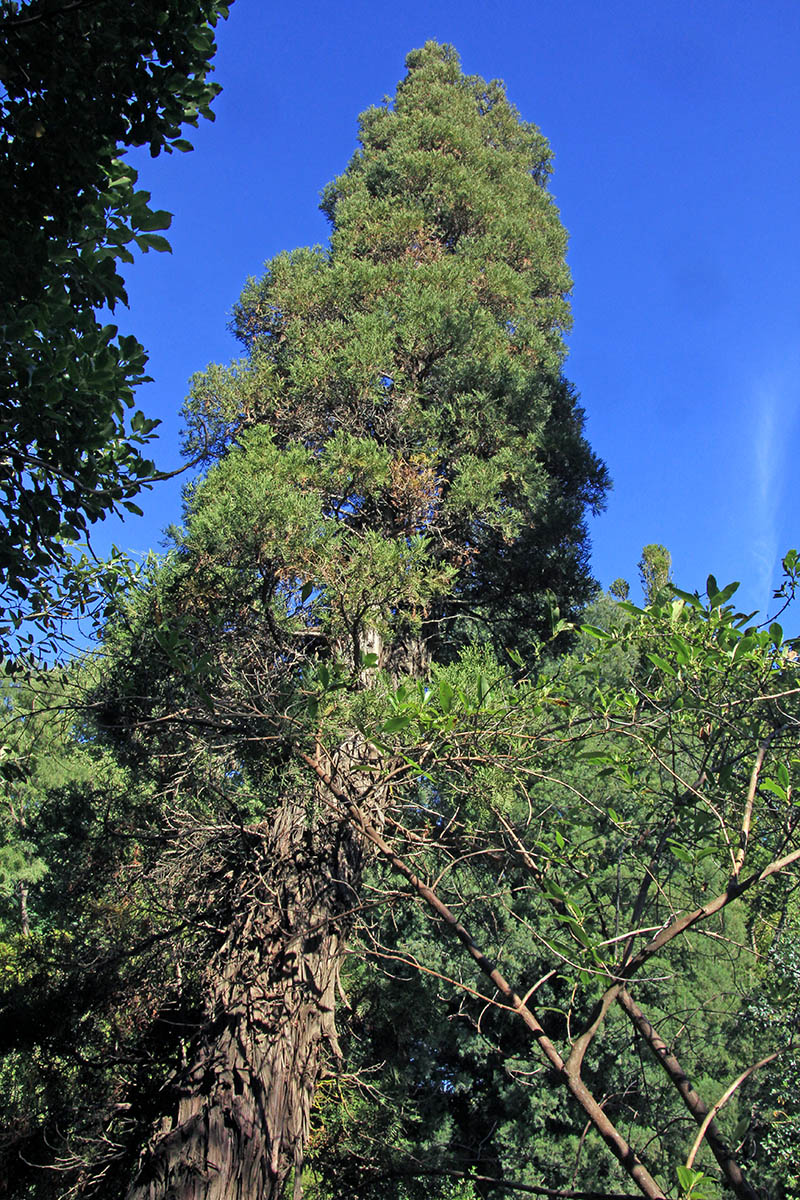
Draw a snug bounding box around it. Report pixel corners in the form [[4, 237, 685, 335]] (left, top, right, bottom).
[[183, 40, 608, 653], [737, 920, 800, 1197], [0, 0, 232, 659], [8, 37, 799, 1200], [638, 542, 672, 604], [678, 1167, 714, 1200], [0, 673, 182, 1196], [16, 551, 800, 1197], [297, 578, 800, 1194], [181, 425, 455, 650]]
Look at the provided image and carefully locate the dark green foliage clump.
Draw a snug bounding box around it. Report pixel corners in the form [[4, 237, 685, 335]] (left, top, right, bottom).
[[0, 0, 231, 658]]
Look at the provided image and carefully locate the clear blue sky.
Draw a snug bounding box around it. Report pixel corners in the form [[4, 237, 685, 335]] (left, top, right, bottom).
[[107, 0, 800, 617]]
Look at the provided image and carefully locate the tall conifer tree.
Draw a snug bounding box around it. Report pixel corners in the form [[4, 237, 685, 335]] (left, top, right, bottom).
[[96, 43, 607, 1199], [183, 40, 607, 655]]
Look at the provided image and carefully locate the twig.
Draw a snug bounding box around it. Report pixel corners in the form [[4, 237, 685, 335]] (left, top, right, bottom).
[[686, 1049, 784, 1170]]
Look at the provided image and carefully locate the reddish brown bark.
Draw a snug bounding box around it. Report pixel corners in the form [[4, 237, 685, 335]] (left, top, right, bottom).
[[125, 752, 375, 1200]]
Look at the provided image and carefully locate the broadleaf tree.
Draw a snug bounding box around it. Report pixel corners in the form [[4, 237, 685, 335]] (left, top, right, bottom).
[[0, 0, 232, 661], [296, 583, 800, 1199]]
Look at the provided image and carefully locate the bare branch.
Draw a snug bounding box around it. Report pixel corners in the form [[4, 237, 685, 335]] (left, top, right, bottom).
[[685, 1048, 785, 1171], [620, 844, 800, 986], [299, 749, 668, 1200], [731, 730, 783, 880], [617, 988, 758, 1200]]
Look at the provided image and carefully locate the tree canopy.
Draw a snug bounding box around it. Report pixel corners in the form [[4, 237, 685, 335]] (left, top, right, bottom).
[[1, 38, 798, 1200], [183, 39, 608, 654], [0, 0, 232, 659]]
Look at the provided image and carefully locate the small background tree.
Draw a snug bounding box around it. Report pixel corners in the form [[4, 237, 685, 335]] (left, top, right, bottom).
[[638, 543, 672, 604]]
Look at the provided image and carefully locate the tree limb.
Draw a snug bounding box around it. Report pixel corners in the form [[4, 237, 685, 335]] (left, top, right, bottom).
[[686, 1049, 784, 1171], [617, 988, 758, 1200], [299, 749, 668, 1200]]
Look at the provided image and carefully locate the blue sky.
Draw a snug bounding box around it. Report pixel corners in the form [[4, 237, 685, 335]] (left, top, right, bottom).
[[106, 0, 800, 617]]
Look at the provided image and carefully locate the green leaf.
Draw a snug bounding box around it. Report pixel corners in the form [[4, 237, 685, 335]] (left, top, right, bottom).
[[709, 580, 740, 607], [559, 915, 593, 948], [300, 580, 314, 603], [135, 233, 172, 254], [382, 714, 411, 734], [136, 209, 173, 232], [647, 652, 677, 676], [731, 634, 755, 661], [617, 600, 645, 616], [733, 1113, 751, 1141], [189, 27, 214, 52], [543, 879, 568, 903], [581, 624, 611, 640], [676, 1166, 710, 1199], [669, 633, 691, 663], [438, 679, 455, 713], [672, 587, 703, 609]]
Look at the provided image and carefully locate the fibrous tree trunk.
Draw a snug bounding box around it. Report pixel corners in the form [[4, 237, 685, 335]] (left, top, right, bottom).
[[17, 880, 30, 936], [126, 738, 385, 1200]]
